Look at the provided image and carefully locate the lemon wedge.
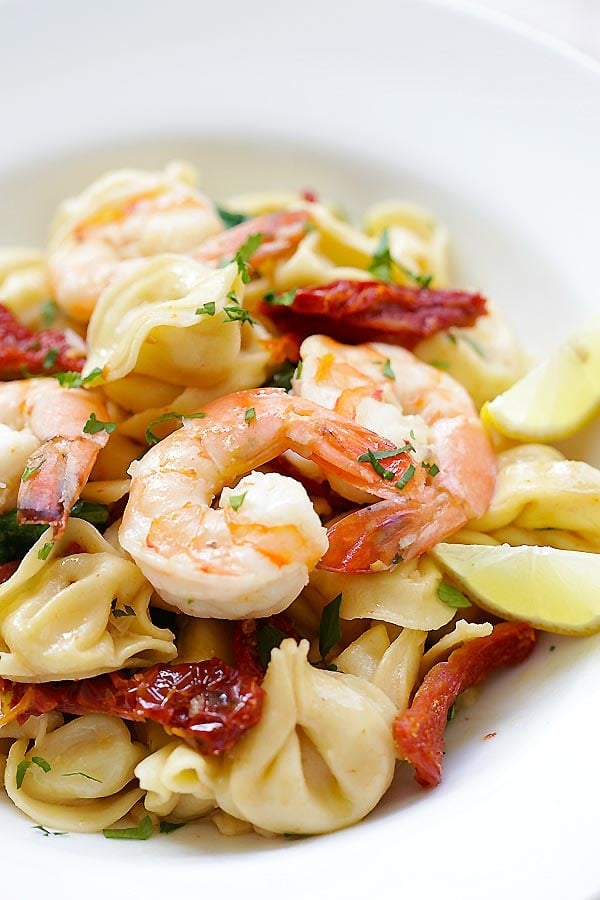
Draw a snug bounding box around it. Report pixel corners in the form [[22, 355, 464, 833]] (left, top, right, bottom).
[[430, 542, 600, 635], [482, 324, 600, 441]]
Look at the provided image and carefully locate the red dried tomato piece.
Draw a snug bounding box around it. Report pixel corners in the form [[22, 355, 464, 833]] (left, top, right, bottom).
[[0, 303, 84, 379], [0, 660, 264, 755], [261, 280, 487, 349], [0, 561, 19, 584], [393, 621, 537, 787], [233, 614, 300, 680], [300, 189, 319, 203]]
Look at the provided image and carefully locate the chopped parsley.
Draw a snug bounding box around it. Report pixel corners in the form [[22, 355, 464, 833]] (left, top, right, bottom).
[[428, 360, 451, 370], [223, 292, 258, 326], [359, 449, 397, 481], [263, 289, 297, 307], [216, 206, 248, 229], [54, 367, 104, 389], [437, 581, 471, 609], [421, 461, 440, 477], [395, 464, 416, 490], [83, 413, 116, 436], [111, 601, 136, 618], [318, 593, 343, 659], [42, 348, 59, 370], [21, 461, 43, 482], [145, 411, 206, 446], [62, 772, 102, 783], [16, 756, 51, 789], [37, 542, 54, 561], [381, 358, 395, 380], [368, 229, 432, 287], [267, 359, 296, 391], [229, 492, 247, 512], [195, 301, 216, 317], [357, 445, 413, 462], [159, 821, 186, 834], [103, 816, 154, 841], [232, 232, 263, 283], [447, 703, 457, 722], [40, 299, 58, 327], [256, 623, 287, 669], [244, 407, 256, 424], [296, 359, 303, 379]]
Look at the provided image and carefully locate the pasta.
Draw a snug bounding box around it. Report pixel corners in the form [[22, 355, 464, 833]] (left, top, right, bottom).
[[0, 160, 593, 843]]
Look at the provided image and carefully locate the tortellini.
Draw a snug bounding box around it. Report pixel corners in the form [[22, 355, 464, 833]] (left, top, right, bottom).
[[0, 248, 55, 328], [137, 640, 397, 835], [414, 301, 529, 409], [334, 624, 426, 711], [4, 714, 145, 832], [467, 444, 600, 551], [0, 518, 176, 680], [85, 256, 250, 386], [307, 555, 455, 631]]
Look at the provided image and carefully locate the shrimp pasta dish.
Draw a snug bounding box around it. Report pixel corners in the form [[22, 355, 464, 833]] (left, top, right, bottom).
[[0, 160, 597, 841]]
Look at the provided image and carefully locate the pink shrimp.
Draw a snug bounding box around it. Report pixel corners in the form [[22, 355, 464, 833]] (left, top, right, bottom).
[[293, 335, 497, 572], [0, 379, 112, 534], [119, 387, 415, 620], [193, 209, 312, 270]]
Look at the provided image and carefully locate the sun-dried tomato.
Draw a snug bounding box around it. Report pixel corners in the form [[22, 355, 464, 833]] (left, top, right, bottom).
[[0, 561, 19, 584], [300, 189, 319, 203], [0, 660, 264, 755], [393, 621, 536, 787], [261, 280, 487, 349], [0, 303, 84, 379], [233, 614, 300, 680]]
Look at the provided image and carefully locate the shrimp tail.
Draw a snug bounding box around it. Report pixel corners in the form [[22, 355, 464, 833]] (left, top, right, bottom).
[[320, 492, 467, 574], [17, 437, 101, 536]]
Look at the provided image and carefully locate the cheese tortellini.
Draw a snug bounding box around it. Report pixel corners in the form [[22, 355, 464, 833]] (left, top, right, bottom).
[[0, 518, 176, 681], [4, 714, 145, 832], [137, 640, 397, 835]]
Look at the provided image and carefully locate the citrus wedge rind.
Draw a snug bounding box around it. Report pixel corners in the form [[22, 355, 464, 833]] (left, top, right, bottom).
[[430, 542, 600, 635], [482, 326, 600, 442]]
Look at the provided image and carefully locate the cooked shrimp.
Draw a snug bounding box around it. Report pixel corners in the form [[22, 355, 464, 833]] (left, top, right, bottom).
[[47, 166, 224, 322], [193, 209, 311, 269], [293, 335, 496, 572], [0, 379, 112, 533], [119, 387, 416, 619]]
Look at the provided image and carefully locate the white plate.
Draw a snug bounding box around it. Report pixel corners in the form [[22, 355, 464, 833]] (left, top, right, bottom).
[[1, 1, 599, 897]]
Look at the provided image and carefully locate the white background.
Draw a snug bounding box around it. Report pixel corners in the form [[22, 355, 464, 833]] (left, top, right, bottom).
[[457, 0, 600, 59]]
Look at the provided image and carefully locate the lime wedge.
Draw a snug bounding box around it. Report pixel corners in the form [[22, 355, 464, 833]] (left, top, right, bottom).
[[430, 542, 600, 635], [482, 324, 600, 441]]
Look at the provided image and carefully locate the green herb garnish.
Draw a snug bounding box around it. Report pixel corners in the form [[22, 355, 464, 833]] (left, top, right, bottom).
[[395, 464, 416, 490], [368, 229, 432, 287], [263, 289, 297, 307], [244, 407, 256, 424], [0, 501, 109, 565], [112, 603, 136, 618], [256, 623, 287, 670], [145, 411, 206, 446], [318, 593, 343, 659], [428, 360, 451, 370], [437, 581, 471, 609], [21, 461, 43, 482], [83, 413, 116, 436], [62, 771, 102, 783], [37, 542, 54, 561], [359, 449, 396, 481], [232, 232, 263, 283], [40, 299, 58, 327], [195, 301, 216, 317], [381, 358, 395, 380], [229, 492, 247, 512], [447, 703, 457, 722], [159, 821, 186, 834], [223, 292, 258, 326], [42, 348, 59, 370], [357, 445, 413, 462], [16, 756, 51, 789], [54, 367, 103, 389], [103, 816, 154, 841], [33, 825, 66, 837], [267, 359, 296, 391], [216, 206, 248, 229], [421, 461, 440, 477]]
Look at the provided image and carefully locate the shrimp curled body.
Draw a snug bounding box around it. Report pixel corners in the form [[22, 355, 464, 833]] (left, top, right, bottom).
[[0, 379, 111, 533], [119, 388, 416, 619], [294, 335, 497, 572]]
